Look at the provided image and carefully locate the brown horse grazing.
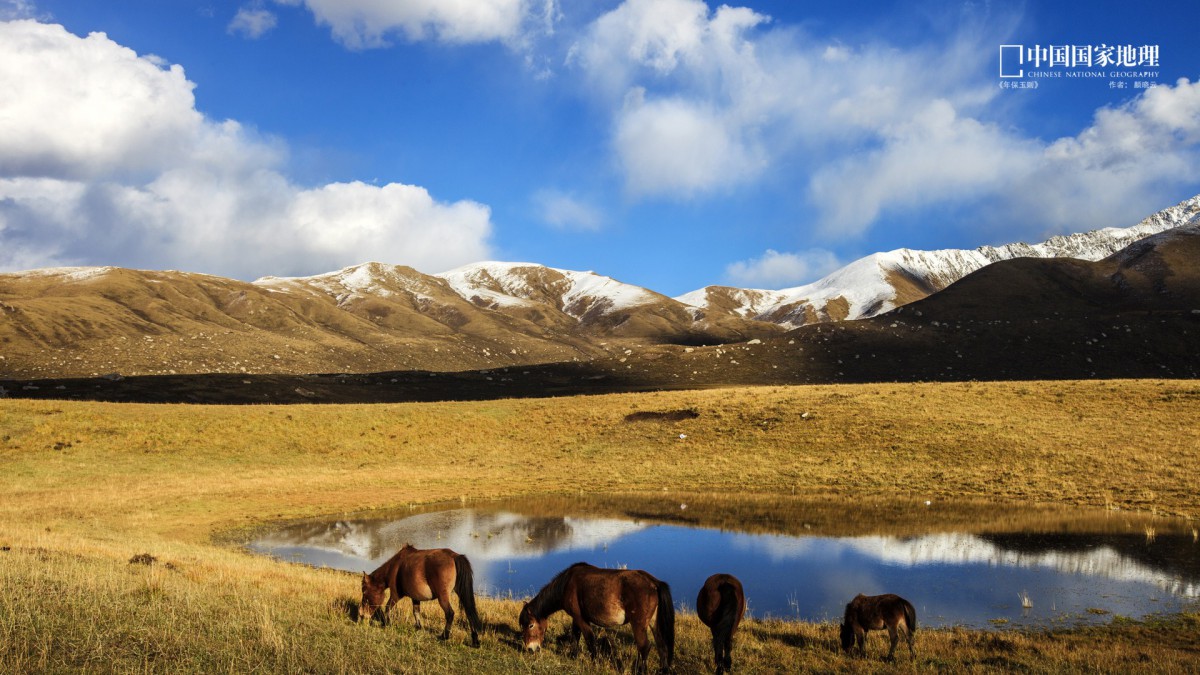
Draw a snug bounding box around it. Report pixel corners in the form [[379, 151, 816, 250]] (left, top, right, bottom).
[[840, 593, 917, 660], [360, 544, 482, 647], [696, 574, 745, 675], [519, 562, 674, 675]]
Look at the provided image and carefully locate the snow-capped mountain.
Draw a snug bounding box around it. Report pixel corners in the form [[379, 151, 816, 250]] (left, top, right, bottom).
[[257, 260, 767, 342], [436, 262, 661, 323], [679, 194, 1200, 328], [256, 261, 449, 307], [258, 260, 669, 326], [3, 193, 1199, 381]]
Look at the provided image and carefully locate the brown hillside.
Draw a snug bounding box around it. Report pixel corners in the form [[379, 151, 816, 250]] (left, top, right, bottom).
[[0, 263, 776, 379], [0, 266, 597, 378]]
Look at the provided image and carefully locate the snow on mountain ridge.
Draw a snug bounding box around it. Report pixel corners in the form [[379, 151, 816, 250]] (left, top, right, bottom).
[[436, 261, 659, 320], [14, 266, 118, 283], [255, 261, 445, 306], [675, 286, 789, 318]]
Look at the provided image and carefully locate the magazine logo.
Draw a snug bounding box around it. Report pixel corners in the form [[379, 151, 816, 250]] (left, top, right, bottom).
[[999, 44, 1160, 79]]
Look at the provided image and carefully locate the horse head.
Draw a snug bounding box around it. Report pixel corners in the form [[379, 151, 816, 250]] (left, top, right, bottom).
[[839, 621, 855, 652], [518, 602, 547, 652], [360, 572, 386, 623]]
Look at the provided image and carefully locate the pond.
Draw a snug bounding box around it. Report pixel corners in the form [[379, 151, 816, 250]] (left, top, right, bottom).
[[246, 493, 1199, 629]]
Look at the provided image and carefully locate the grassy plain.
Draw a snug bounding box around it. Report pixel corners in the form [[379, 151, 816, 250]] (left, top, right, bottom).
[[2, 379, 1199, 672]]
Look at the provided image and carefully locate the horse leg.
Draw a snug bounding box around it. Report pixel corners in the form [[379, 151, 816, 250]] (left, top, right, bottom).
[[722, 631, 734, 673], [437, 593, 455, 641], [650, 618, 670, 675], [382, 595, 399, 627], [905, 623, 916, 659], [706, 626, 727, 674], [563, 623, 582, 657], [596, 633, 619, 667], [886, 625, 899, 662], [632, 622, 651, 675], [411, 600, 423, 629], [856, 628, 867, 657], [573, 617, 598, 660]]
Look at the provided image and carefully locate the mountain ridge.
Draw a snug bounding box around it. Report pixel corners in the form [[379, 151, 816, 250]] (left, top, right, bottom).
[[2, 193, 1198, 380], [5, 219, 1197, 403], [678, 194, 1200, 327]]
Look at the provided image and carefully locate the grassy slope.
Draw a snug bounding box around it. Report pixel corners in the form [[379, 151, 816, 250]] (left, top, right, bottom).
[[2, 380, 1199, 672]]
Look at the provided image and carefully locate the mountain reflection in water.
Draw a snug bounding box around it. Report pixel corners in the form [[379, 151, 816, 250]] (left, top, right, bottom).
[[247, 500, 1198, 629], [251, 509, 643, 564]]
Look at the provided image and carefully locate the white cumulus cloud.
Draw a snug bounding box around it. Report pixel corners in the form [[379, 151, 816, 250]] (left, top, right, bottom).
[[569, 0, 724, 95], [573, 0, 773, 197], [808, 99, 1041, 237], [725, 248, 842, 289], [570, 0, 995, 202], [811, 79, 1200, 238], [572, 0, 1200, 244], [616, 90, 766, 197], [0, 19, 494, 278], [0, 21, 206, 180], [228, 6, 278, 39], [274, 0, 553, 49]]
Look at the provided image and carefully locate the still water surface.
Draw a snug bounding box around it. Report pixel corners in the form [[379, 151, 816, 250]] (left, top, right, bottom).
[[247, 496, 1198, 629]]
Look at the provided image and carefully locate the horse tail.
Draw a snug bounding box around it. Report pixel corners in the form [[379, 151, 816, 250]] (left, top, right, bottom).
[[712, 580, 740, 644], [453, 554, 483, 636], [903, 598, 917, 634], [656, 580, 676, 668]]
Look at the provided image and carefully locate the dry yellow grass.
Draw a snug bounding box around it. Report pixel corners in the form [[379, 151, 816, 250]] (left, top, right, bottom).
[[1, 379, 1199, 672]]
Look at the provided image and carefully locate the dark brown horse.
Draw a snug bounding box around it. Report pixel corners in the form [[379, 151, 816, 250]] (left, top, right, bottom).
[[519, 562, 674, 675], [696, 573, 745, 675], [840, 593, 916, 660], [360, 544, 482, 647]]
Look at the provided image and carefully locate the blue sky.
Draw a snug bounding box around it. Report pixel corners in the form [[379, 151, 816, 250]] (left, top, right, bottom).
[[1, 0, 1198, 296]]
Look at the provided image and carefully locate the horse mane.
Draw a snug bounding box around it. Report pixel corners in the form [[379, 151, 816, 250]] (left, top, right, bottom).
[[367, 544, 415, 584], [527, 562, 592, 619], [843, 594, 865, 624]]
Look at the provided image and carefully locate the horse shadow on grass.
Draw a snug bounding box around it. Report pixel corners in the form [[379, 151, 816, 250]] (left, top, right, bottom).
[[338, 596, 645, 672], [334, 597, 363, 623], [742, 621, 815, 651], [336, 595, 526, 649]]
